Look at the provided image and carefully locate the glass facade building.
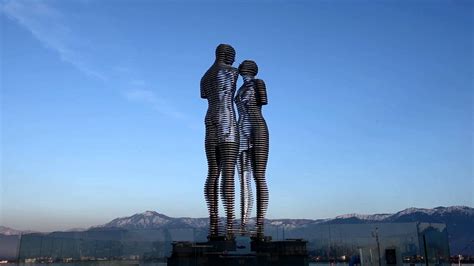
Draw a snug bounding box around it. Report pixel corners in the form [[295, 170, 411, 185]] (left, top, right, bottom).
[[12, 222, 449, 265], [269, 222, 450, 265]]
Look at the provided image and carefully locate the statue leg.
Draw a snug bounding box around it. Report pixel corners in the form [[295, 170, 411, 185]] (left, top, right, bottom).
[[238, 150, 253, 235], [252, 131, 269, 239], [219, 142, 239, 238], [204, 125, 220, 238], [238, 151, 245, 234]]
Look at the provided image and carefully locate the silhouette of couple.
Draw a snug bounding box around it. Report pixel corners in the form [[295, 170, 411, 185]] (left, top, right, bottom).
[[201, 44, 269, 240]]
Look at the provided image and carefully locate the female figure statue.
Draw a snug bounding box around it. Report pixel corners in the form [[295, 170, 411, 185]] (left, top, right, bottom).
[[235, 60, 269, 239]]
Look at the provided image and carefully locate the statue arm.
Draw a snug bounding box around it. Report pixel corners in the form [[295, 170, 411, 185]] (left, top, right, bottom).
[[255, 79, 268, 106]]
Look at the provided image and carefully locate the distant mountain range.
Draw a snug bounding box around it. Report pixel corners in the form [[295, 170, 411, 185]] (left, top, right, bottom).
[[2, 206, 473, 255], [93, 205, 473, 229]]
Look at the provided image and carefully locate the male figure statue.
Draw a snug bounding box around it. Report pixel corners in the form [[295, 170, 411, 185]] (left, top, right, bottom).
[[201, 44, 239, 239]]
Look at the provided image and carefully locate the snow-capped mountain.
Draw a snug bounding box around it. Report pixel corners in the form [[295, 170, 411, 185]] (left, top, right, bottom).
[[327, 206, 473, 223], [93, 210, 210, 230], [0, 226, 36, 236], [389, 206, 474, 220], [0, 226, 22, 236], [95, 211, 173, 229], [333, 213, 392, 221]]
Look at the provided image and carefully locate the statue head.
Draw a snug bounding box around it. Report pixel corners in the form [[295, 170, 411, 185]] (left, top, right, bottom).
[[215, 44, 236, 65], [239, 60, 258, 77]]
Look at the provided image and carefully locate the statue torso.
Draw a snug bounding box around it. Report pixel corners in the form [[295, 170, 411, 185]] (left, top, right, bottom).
[[235, 80, 266, 150], [201, 63, 239, 143]]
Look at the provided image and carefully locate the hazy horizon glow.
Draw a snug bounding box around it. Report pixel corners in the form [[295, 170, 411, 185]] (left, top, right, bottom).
[[1, 0, 473, 231]]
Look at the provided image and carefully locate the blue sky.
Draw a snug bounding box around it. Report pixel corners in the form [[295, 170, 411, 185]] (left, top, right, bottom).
[[1, 0, 472, 231]]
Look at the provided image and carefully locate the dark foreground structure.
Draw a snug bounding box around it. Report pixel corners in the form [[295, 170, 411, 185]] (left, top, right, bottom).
[[168, 237, 308, 266]]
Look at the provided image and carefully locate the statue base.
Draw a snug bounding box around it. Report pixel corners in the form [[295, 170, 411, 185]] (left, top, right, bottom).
[[167, 236, 309, 266]]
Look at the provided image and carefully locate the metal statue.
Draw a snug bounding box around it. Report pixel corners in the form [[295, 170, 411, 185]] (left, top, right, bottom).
[[235, 60, 269, 239], [201, 44, 239, 238]]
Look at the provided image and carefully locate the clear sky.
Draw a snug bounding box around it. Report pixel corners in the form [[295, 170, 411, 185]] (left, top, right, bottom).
[[1, 0, 472, 231]]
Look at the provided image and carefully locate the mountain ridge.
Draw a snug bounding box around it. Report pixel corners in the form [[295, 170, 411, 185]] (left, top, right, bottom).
[[95, 205, 473, 229]]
